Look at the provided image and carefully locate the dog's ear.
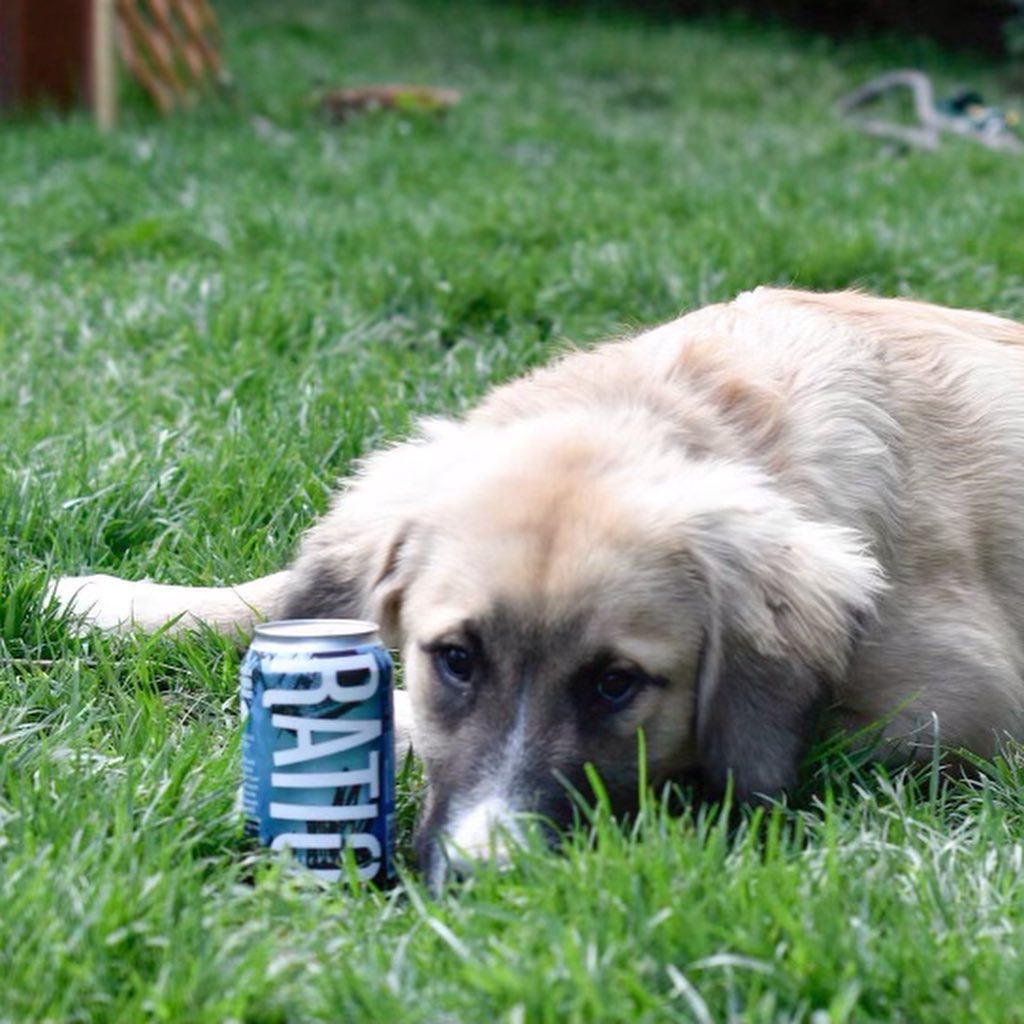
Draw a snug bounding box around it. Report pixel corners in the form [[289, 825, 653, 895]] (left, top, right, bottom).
[[666, 462, 886, 801], [693, 640, 830, 802], [280, 516, 420, 640], [279, 418, 458, 641]]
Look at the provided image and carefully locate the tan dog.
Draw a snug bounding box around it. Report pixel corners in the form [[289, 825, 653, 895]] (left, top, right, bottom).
[[54, 288, 1024, 887]]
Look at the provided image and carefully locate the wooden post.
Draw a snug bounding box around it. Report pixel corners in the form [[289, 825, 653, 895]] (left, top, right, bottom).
[[91, 0, 117, 129]]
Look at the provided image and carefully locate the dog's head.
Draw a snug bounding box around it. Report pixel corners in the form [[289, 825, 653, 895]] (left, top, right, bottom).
[[284, 410, 883, 887]]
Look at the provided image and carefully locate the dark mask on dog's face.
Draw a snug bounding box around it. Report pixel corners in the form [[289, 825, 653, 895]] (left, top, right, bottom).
[[404, 585, 706, 890]]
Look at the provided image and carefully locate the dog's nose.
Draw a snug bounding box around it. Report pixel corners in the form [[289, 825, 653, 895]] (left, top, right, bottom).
[[441, 794, 524, 877]]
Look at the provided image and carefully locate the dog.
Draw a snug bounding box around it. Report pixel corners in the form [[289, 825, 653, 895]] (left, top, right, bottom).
[[53, 287, 1024, 888]]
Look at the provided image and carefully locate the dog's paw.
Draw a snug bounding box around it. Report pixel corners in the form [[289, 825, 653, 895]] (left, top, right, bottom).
[[47, 573, 150, 633]]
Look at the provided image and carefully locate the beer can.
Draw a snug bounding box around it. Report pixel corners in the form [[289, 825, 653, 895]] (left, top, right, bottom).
[[239, 619, 395, 885]]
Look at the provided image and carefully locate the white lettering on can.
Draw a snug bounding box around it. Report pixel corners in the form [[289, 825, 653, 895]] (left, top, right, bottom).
[[271, 752, 380, 797], [270, 715, 380, 767], [261, 652, 379, 707], [262, 652, 385, 881]]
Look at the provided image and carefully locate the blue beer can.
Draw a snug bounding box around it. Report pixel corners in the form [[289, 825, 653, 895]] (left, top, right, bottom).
[[240, 619, 396, 884]]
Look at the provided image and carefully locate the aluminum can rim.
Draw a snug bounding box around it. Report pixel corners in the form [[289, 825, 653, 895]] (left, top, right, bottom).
[[253, 618, 381, 643]]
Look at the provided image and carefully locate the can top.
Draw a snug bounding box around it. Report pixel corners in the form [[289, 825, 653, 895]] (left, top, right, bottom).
[[254, 618, 381, 643]]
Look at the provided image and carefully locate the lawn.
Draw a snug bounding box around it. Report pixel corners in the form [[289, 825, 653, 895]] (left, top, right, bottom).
[[3, 1, 1024, 1020]]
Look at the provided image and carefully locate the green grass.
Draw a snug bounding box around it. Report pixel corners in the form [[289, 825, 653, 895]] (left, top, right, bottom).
[[3, 1, 1024, 1020]]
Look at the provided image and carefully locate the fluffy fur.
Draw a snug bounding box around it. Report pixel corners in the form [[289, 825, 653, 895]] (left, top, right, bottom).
[[53, 288, 1024, 884]]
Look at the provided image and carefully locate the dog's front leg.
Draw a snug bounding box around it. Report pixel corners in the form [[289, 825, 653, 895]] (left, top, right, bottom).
[[49, 571, 295, 636]]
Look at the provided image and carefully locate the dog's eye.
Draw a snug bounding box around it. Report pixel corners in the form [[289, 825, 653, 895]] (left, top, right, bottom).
[[594, 668, 643, 711], [434, 644, 476, 686]]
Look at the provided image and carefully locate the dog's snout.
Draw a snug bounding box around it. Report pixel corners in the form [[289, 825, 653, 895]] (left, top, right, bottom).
[[415, 789, 552, 891], [443, 794, 523, 872]]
